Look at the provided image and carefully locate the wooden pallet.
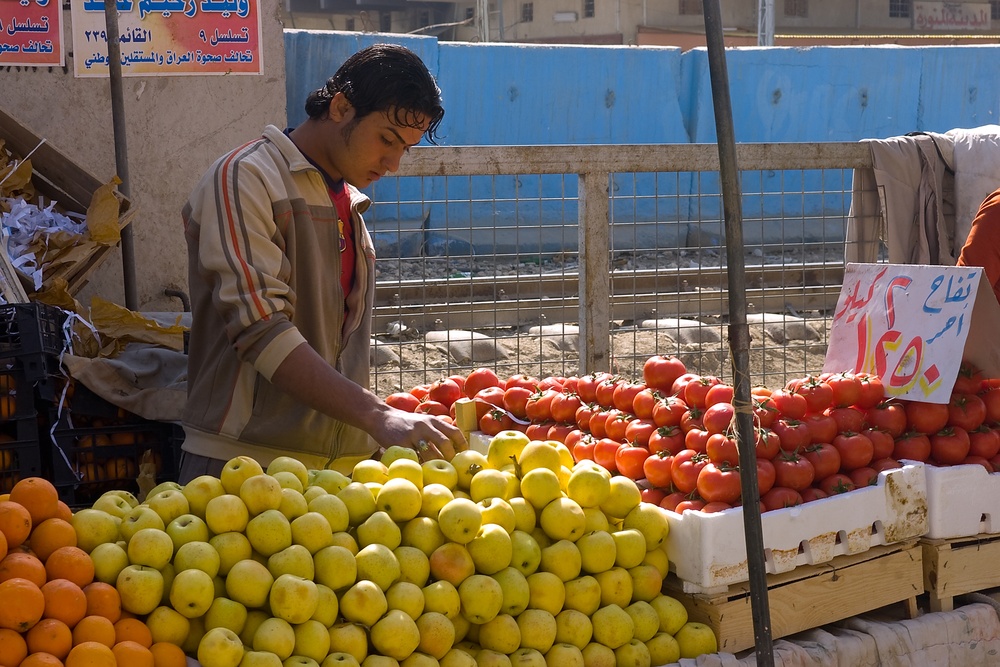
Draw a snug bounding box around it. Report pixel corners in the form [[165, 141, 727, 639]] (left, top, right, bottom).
[[663, 540, 922, 654], [921, 533, 1000, 612]]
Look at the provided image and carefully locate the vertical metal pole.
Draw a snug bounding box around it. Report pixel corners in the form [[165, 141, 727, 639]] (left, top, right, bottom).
[[758, 0, 774, 46], [703, 0, 775, 663], [577, 171, 611, 375], [103, 0, 139, 311]]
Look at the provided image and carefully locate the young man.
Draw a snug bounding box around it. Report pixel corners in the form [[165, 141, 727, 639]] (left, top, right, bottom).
[[179, 44, 466, 482]]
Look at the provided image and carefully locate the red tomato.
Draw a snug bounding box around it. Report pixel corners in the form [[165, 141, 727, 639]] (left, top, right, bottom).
[[573, 435, 597, 461], [854, 373, 886, 409], [643, 451, 675, 488], [795, 378, 834, 413], [671, 449, 710, 494], [563, 429, 586, 455], [980, 389, 1000, 424], [700, 502, 733, 513], [652, 395, 688, 428], [587, 408, 613, 439], [826, 406, 866, 434], [770, 389, 808, 420], [659, 491, 688, 512], [831, 431, 874, 471], [386, 392, 420, 412], [506, 374, 539, 392], [903, 400, 950, 435], [702, 402, 735, 435], [705, 433, 739, 466], [754, 428, 781, 460], [892, 431, 932, 462], [613, 381, 646, 413], [525, 421, 553, 441], [772, 418, 811, 452], [674, 498, 707, 513], [593, 437, 623, 473], [954, 360, 984, 394], [697, 463, 742, 504], [546, 423, 576, 444], [990, 453, 1000, 472], [685, 376, 722, 409], [752, 396, 779, 429], [948, 393, 987, 432], [865, 401, 907, 438], [631, 388, 660, 420], [643, 355, 689, 393], [475, 386, 506, 408], [595, 377, 620, 408], [772, 452, 815, 491], [826, 372, 862, 408], [670, 372, 700, 398], [704, 383, 735, 407], [624, 419, 656, 447], [538, 377, 565, 392], [818, 473, 856, 495], [755, 457, 776, 496], [465, 397, 494, 423], [648, 426, 684, 455], [871, 457, 901, 473], [576, 374, 602, 404], [962, 455, 994, 473], [414, 400, 449, 416], [503, 386, 533, 419], [803, 412, 838, 444], [800, 487, 829, 503], [849, 466, 879, 488], [575, 403, 599, 432], [801, 442, 841, 481], [480, 408, 513, 435], [550, 392, 583, 424], [968, 426, 1000, 460], [410, 383, 431, 400], [761, 487, 803, 511], [640, 487, 666, 506], [427, 378, 463, 407], [615, 443, 650, 480], [930, 426, 971, 465], [560, 377, 579, 394], [679, 407, 705, 433], [604, 410, 634, 442], [684, 428, 711, 454], [861, 427, 895, 460], [525, 389, 559, 423]]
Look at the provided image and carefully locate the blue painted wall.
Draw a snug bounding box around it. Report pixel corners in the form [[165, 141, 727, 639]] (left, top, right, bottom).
[[283, 31, 1000, 255]]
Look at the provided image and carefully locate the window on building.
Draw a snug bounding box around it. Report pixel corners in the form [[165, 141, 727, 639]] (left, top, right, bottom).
[[583, 0, 594, 18], [521, 2, 533, 22], [889, 0, 911, 18], [679, 0, 702, 15], [380, 11, 391, 31], [465, 6, 474, 20], [992, 0, 1000, 20], [346, 17, 355, 30], [784, 0, 807, 17], [289, 0, 321, 11]]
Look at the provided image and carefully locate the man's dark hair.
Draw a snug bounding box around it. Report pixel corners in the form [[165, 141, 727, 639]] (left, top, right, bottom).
[[304, 43, 445, 144]]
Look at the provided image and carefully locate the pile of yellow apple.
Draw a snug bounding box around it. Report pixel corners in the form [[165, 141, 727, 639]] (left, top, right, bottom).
[[69, 429, 717, 667]]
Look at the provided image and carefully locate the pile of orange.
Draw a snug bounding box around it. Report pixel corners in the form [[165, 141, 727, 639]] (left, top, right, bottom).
[[0, 477, 185, 667]]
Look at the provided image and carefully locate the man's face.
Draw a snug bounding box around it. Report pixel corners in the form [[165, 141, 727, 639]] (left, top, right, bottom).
[[334, 106, 428, 188]]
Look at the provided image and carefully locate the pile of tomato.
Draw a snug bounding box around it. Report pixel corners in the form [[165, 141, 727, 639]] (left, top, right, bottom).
[[386, 357, 1000, 514]]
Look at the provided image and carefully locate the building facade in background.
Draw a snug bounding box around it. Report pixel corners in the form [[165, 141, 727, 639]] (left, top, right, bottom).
[[280, 0, 1000, 49]]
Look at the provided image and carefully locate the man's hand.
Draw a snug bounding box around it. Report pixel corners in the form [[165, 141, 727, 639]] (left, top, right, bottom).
[[373, 409, 468, 461]]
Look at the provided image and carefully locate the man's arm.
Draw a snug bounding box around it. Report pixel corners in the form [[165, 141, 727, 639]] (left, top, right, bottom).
[[269, 341, 467, 460]]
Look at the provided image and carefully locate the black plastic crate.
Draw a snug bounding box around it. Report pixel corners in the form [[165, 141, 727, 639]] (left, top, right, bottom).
[[0, 303, 67, 383], [0, 419, 43, 494]]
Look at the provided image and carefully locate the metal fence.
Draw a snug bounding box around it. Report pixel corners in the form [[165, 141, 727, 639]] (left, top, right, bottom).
[[366, 142, 879, 396]]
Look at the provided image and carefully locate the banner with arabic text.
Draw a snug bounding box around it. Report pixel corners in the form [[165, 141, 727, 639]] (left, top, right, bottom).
[[824, 263, 1000, 403], [70, 0, 261, 77], [0, 0, 63, 67]]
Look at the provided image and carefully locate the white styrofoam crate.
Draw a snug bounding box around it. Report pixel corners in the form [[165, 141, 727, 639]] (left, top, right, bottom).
[[922, 460, 1000, 539], [663, 462, 928, 594]]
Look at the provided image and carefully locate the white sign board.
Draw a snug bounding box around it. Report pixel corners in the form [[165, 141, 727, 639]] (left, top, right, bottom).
[[824, 263, 1000, 403]]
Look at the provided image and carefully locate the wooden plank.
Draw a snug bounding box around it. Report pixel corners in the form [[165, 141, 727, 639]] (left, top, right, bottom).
[[921, 534, 1000, 613], [665, 541, 922, 654]]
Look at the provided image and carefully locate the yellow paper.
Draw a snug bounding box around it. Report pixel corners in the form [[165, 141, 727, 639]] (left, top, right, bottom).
[[85, 177, 124, 246]]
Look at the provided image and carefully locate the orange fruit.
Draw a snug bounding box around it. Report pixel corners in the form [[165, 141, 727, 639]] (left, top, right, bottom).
[[70, 616, 115, 648], [0, 499, 31, 548], [29, 518, 78, 562], [149, 641, 186, 667], [0, 529, 7, 562], [19, 652, 64, 667], [82, 583, 121, 624], [9, 478, 59, 526], [113, 617, 152, 648], [111, 640, 153, 667], [45, 547, 94, 588], [0, 626, 28, 666], [0, 577, 45, 632], [41, 579, 88, 628], [0, 551, 47, 587], [65, 641, 115, 667], [26, 618, 73, 660], [54, 502, 73, 523]]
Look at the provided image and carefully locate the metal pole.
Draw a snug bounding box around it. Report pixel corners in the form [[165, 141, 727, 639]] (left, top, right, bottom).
[[758, 0, 774, 46], [703, 0, 775, 663], [103, 0, 139, 311]]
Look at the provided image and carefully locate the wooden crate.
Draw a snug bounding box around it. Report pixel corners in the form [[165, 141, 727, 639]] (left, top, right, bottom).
[[663, 540, 923, 653], [921, 533, 1000, 612]]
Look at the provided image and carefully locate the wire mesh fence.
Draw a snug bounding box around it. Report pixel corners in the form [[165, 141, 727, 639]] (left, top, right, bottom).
[[364, 143, 881, 396]]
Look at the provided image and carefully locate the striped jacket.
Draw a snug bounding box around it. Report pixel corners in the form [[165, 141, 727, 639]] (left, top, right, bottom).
[[181, 124, 378, 469]]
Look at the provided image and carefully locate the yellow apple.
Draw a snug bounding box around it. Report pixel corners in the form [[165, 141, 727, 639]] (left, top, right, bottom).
[[611, 529, 646, 569], [253, 617, 296, 661], [415, 611, 455, 660], [526, 571, 564, 616], [355, 543, 401, 591], [174, 540, 221, 577], [351, 459, 389, 485], [429, 542, 475, 587], [540, 539, 582, 582], [206, 494, 250, 534], [458, 574, 503, 624], [576, 531, 617, 574], [486, 430, 530, 470], [240, 473, 284, 516], [581, 642, 616, 667], [339, 580, 388, 627], [267, 543, 315, 580], [147, 488, 191, 526], [510, 529, 541, 576], [211, 531, 253, 576], [492, 566, 530, 616], [376, 478, 422, 522], [225, 558, 274, 608], [422, 580, 461, 619], [401, 516, 445, 556], [293, 618, 331, 662], [119, 505, 165, 543], [624, 601, 659, 642], [240, 610, 271, 647], [146, 604, 191, 645], [240, 650, 283, 667], [307, 469, 351, 495], [170, 567, 216, 618], [127, 527, 175, 569], [307, 493, 350, 533], [269, 573, 319, 624], [72, 507, 121, 553], [220, 455, 265, 495], [387, 458, 423, 488], [313, 544, 357, 591], [311, 583, 339, 626], [614, 638, 651, 666], [386, 581, 425, 620], [182, 474, 225, 519], [594, 567, 632, 608], [629, 564, 663, 603], [438, 498, 482, 544], [356, 511, 402, 550], [478, 497, 516, 533], [246, 508, 292, 557], [467, 523, 512, 575], [599, 477, 641, 520], [204, 596, 248, 634], [116, 564, 164, 615], [90, 542, 129, 584], [554, 609, 592, 649], [478, 612, 520, 654], [539, 497, 586, 542], [566, 466, 611, 509], [198, 627, 245, 667], [267, 456, 310, 489], [380, 445, 420, 467], [450, 449, 489, 491], [91, 493, 133, 520], [336, 482, 377, 527], [649, 594, 688, 635], [517, 608, 557, 653], [166, 513, 210, 552], [290, 511, 335, 554], [563, 575, 602, 616], [591, 604, 634, 650], [327, 624, 368, 664], [519, 469, 562, 511], [545, 643, 584, 667], [370, 609, 421, 661], [509, 497, 536, 533], [422, 459, 458, 489]]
